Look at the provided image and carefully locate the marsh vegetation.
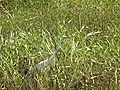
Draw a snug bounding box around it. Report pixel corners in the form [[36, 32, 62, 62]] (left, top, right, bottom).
[[0, 0, 120, 90]]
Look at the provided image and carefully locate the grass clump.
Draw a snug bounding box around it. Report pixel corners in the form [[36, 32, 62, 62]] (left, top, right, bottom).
[[0, 0, 120, 90]]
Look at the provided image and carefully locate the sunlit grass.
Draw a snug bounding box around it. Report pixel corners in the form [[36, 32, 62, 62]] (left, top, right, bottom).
[[0, 0, 120, 90]]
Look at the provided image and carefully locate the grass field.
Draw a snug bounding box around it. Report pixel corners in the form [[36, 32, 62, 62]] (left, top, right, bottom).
[[0, 0, 120, 90]]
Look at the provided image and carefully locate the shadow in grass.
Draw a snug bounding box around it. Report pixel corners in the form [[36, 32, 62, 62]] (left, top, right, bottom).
[[70, 71, 120, 90], [20, 75, 42, 90]]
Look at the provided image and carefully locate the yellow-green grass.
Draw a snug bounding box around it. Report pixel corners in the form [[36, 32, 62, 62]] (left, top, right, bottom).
[[0, 0, 120, 90]]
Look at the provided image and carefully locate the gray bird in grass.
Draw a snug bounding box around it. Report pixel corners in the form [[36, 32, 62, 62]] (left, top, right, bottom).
[[28, 36, 67, 75]]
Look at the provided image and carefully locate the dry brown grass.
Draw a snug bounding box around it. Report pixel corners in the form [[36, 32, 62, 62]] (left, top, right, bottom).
[[0, 6, 7, 15], [70, 71, 120, 89]]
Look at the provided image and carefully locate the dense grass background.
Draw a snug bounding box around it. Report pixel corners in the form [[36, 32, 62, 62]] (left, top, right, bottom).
[[0, 0, 120, 90]]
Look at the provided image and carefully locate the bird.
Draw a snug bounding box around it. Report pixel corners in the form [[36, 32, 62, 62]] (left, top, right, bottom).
[[28, 36, 67, 75]]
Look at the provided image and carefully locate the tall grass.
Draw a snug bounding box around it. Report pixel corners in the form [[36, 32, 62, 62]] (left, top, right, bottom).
[[0, 0, 120, 90]]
